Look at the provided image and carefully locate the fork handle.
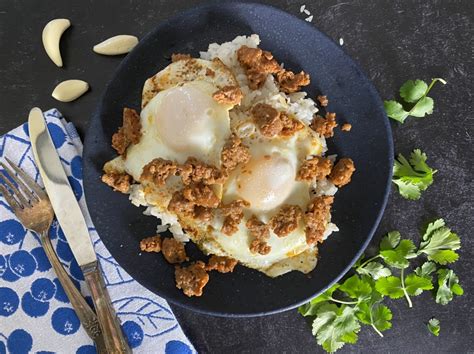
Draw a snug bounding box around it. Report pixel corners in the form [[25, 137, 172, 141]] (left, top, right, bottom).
[[40, 233, 107, 353], [82, 261, 131, 354]]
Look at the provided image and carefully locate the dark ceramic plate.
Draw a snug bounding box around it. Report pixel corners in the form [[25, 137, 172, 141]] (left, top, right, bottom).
[[83, 2, 393, 317]]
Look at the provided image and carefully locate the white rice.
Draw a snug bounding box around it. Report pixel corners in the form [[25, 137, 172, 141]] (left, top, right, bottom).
[[130, 34, 336, 241]]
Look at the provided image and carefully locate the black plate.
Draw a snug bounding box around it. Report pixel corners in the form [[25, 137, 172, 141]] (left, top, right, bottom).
[[83, 1, 393, 317]]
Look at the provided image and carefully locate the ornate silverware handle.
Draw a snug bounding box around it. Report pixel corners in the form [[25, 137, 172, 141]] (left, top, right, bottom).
[[82, 260, 131, 354], [40, 232, 107, 353]]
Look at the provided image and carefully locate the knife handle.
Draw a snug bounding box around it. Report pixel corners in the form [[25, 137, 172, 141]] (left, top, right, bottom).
[[82, 261, 131, 354]]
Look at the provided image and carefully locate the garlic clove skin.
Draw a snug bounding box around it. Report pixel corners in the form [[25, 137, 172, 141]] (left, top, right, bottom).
[[42, 18, 71, 67], [52, 80, 89, 102], [93, 35, 139, 55]]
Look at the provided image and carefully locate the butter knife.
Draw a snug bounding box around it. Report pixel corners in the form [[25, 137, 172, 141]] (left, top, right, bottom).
[[29, 107, 131, 354]]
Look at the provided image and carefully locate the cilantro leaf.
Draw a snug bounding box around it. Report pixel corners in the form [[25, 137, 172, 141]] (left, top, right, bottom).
[[357, 302, 393, 334], [435, 269, 464, 305], [380, 231, 401, 251], [299, 283, 340, 316], [339, 275, 373, 301], [380, 239, 416, 269], [384, 100, 409, 123], [375, 276, 404, 299], [399, 80, 428, 103], [356, 261, 392, 279], [427, 318, 440, 336], [312, 304, 360, 353], [385, 78, 446, 123], [410, 97, 434, 117], [404, 273, 433, 296], [392, 149, 435, 200], [414, 261, 437, 278], [418, 220, 460, 264]]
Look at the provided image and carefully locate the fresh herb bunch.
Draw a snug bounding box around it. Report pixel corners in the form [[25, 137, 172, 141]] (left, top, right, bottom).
[[392, 149, 436, 200], [298, 219, 463, 353], [384, 78, 446, 123]]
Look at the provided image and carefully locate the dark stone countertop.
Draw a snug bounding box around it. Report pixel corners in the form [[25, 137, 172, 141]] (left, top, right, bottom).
[[0, 0, 472, 352]]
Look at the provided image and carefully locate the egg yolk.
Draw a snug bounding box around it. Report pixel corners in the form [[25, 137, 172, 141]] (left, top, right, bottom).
[[155, 84, 219, 153], [237, 154, 295, 211]]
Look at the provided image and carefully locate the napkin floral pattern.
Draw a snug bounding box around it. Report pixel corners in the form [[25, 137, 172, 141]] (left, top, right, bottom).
[[0, 109, 195, 354]]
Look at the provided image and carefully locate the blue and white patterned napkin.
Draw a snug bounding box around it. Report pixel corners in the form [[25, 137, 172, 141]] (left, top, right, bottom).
[[0, 109, 195, 354]]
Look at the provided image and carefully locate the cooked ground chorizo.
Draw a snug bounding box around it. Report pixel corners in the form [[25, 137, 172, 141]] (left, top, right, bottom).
[[251, 103, 283, 137], [280, 112, 304, 137], [276, 70, 310, 93], [341, 123, 352, 132], [167, 191, 195, 218], [182, 183, 220, 208], [221, 199, 250, 236], [317, 95, 329, 107], [179, 157, 226, 185], [329, 158, 355, 187], [140, 235, 162, 253], [171, 53, 192, 62], [311, 112, 338, 138], [175, 261, 209, 297], [247, 215, 271, 255], [270, 205, 303, 237], [206, 255, 238, 273], [221, 134, 251, 172], [101, 172, 133, 193], [237, 45, 281, 89], [112, 108, 142, 155], [212, 85, 243, 105], [140, 158, 178, 186], [162, 238, 188, 264], [193, 206, 214, 222], [205, 68, 215, 77], [305, 196, 334, 245], [296, 156, 333, 182]]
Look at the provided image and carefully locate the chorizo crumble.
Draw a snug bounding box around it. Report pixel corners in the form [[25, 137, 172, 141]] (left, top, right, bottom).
[[221, 199, 250, 236], [280, 112, 304, 137], [102, 172, 132, 193], [276, 70, 310, 93], [296, 156, 333, 182], [221, 134, 251, 172], [329, 158, 356, 187], [237, 45, 281, 89], [140, 158, 178, 186], [111, 108, 142, 156], [175, 261, 209, 297], [140, 235, 162, 253], [182, 183, 220, 208], [270, 205, 303, 237], [305, 196, 334, 245], [317, 95, 329, 107], [311, 112, 338, 138], [247, 216, 271, 255], [206, 255, 238, 273], [212, 85, 243, 105], [180, 157, 226, 185], [251, 103, 283, 137], [341, 123, 352, 132], [162, 238, 188, 264]]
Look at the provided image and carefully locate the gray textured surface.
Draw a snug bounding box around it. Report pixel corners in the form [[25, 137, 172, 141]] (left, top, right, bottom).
[[0, 0, 473, 352]]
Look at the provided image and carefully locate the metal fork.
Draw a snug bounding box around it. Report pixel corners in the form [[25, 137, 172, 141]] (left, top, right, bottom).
[[0, 157, 106, 353]]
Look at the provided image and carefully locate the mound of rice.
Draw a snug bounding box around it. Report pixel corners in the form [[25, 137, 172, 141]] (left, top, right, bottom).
[[129, 34, 338, 242]]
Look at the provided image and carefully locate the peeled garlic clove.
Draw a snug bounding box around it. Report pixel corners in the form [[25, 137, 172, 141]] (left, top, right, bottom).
[[93, 35, 139, 55], [42, 18, 71, 67], [52, 80, 89, 102]]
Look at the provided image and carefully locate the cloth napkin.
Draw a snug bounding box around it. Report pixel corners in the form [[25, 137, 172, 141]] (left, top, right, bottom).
[[0, 109, 195, 354]]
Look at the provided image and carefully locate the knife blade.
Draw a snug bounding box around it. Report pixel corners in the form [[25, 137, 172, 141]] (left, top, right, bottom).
[[29, 107, 131, 353], [28, 107, 96, 266]]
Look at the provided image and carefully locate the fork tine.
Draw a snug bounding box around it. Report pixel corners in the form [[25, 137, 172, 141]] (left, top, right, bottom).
[[1, 161, 38, 203], [0, 169, 30, 206], [4, 157, 45, 199], [0, 184, 22, 210]]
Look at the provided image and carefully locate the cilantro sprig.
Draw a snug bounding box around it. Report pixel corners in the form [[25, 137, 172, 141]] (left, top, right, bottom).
[[427, 318, 440, 336], [384, 78, 446, 123], [299, 218, 462, 352], [392, 149, 436, 200]]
